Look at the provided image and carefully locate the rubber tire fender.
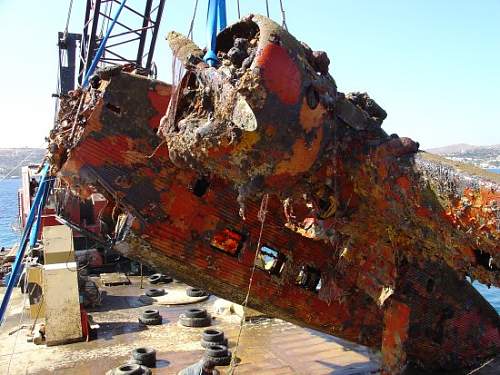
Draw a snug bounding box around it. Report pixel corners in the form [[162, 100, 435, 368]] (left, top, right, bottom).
[[145, 288, 165, 297], [206, 345, 228, 357], [141, 309, 160, 319], [186, 287, 207, 297], [203, 354, 232, 366], [113, 363, 143, 375], [185, 308, 208, 319], [148, 274, 162, 284], [201, 338, 228, 348], [202, 328, 224, 343], [179, 315, 211, 328], [160, 275, 173, 283], [131, 347, 156, 367], [138, 316, 162, 326]]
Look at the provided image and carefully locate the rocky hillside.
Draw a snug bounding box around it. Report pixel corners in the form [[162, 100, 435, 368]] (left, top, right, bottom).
[[0, 148, 46, 178], [427, 144, 500, 169]]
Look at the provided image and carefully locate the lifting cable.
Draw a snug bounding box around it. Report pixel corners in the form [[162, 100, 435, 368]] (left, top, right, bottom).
[[279, 0, 288, 30], [187, 0, 199, 39], [228, 194, 269, 374], [64, 0, 74, 36], [265, 0, 270, 18], [172, 0, 200, 90], [236, 0, 241, 19]]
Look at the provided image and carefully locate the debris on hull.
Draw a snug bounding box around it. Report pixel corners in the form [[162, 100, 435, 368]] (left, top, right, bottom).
[[48, 15, 499, 374]]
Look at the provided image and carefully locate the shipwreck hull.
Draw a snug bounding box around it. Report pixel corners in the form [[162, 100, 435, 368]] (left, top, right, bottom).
[[47, 69, 499, 373]]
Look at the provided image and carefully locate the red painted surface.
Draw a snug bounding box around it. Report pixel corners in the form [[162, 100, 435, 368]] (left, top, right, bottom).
[[256, 43, 301, 105]]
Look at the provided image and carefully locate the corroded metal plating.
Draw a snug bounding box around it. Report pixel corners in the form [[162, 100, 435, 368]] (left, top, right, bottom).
[[48, 16, 499, 374]]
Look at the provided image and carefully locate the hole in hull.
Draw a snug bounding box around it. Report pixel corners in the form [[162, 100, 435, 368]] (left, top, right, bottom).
[[296, 265, 322, 292], [256, 246, 286, 276], [210, 228, 244, 256], [192, 176, 210, 197]]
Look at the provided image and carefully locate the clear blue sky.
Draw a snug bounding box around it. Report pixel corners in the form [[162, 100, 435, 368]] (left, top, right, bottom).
[[0, 0, 498, 149]]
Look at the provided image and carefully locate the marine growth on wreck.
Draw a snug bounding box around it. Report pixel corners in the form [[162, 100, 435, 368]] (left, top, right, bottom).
[[47, 15, 499, 374]]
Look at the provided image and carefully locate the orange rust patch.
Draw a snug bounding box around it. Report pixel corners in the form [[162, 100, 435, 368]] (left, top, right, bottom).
[[382, 301, 410, 374], [275, 127, 324, 176], [155, 83, 172, 97], [75, 135, 133, 167], [256, 43, 301, 105], [299, 98, 326, 132], [147, 86, 171, 131], [396, 176, 411, 193], [84, 103, 104, 135], [415, 206, 431, 218]]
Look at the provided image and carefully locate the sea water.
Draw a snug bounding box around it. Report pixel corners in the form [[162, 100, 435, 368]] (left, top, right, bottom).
[[0, 175, 499, 312], [0, 178, 21, 248]]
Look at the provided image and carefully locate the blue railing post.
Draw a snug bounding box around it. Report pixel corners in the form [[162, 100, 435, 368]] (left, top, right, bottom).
[[0, 164, 50, 325], [29, 178, 51, 248]]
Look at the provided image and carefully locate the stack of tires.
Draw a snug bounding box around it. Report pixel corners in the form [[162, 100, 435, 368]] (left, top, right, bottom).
[[201, 328, 228, 348], [201, 329, 231, 366], [138, 309, 162, 325], [186, 287, 208, 297], [148, 273, 173, 284], [179, 308, 212, 327], [108, 347, 157, 374], [130, 347, 157, 368]]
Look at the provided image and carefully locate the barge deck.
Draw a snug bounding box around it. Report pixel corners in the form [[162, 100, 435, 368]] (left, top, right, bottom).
[[1, 277, 379, 374]]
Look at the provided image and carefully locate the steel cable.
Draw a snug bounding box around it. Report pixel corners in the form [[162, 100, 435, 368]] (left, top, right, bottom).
[[64, 0, 74, 36], [187, 0, 199, 40], [279, 0, 288, 30], [228, 194, 269, 374]]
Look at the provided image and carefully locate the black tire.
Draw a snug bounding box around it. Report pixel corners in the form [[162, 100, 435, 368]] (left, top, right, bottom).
[[160, 275, 173, 283], [179, 315, 212, 328], [141, 309, 160, 319], [113, 363, 143, 375], [145, 288, 165, 297], [186, 287, 207, 297], [138, 316, 162, 326], [206, 345, 228, 357], [201, 338, 228, 349], [202, 328, 224, 343], [148, 274, 162, 284], [185, 308, 208, 319], [203, 354, 232, 366], [131, 347, 156, 367]]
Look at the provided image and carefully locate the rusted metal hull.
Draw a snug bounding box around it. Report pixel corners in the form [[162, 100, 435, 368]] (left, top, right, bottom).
[[48, 16, 499, 374]]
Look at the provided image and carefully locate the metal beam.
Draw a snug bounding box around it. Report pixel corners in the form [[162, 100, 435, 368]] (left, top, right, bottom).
[[76, 0, 166, 80]]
